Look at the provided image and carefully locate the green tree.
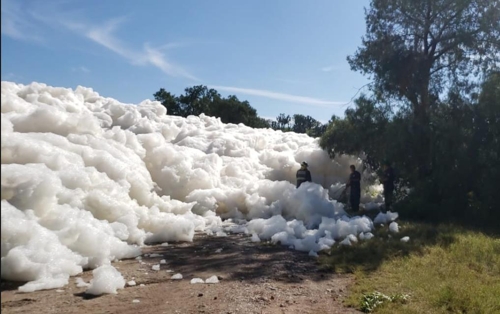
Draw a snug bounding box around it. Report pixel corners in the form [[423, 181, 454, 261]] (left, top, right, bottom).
[[276, 113, 291, 130], [347, 0, 500, 177], [153, 88, 182, 116], [153, 85, 270, 128], [178, 85, 220, 117], [319, 95, 393, 169]]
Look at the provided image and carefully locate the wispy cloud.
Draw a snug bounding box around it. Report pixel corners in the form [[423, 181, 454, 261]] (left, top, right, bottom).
[[321, 65, 337, 72], [209, 85, 345, 107], [2, 72, 23, 81], [13, 2, 198, 81], [67, 18, 199, 81], [71, 66, 90, 73], [1, 0, 43, 42], [275, 78, 309, 85]]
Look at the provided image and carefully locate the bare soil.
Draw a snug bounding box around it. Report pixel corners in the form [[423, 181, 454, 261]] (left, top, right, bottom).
[[1, 232, 361, 314]]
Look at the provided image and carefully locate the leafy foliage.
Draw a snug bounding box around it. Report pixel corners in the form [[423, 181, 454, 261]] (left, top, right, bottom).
[[321, 0, 500, 227], [154, 85, 271, 128], [347, 0, 500, 177], [360, 291, 409, 313]]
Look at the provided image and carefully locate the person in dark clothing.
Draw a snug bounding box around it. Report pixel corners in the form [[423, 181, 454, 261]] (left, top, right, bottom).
[[346, 165, 361, 212], [381, 160, 395, 211], [296, 161, 312, 188]]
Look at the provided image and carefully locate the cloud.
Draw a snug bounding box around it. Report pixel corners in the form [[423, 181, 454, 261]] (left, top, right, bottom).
[[71, 66, 90, 73], [1, 0, 43, 42], [69, 18, 199, 81], [321, 65, 337, 72], [2, 72, 23, 80], [209, 86, 345, 107], [275, 78, 309, 85], [19, 3, 198, 81]]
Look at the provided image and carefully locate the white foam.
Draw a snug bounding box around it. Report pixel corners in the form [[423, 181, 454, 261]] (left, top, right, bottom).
[[75, 277, 90, 288], [400, 236, 410, 242], [389, 222, 399, 233], [374, 211, 399, 224], [308, 250, 319, 257], [205, 275, 219, 284], [171, 273, 183, 280], [85, 265, 125, 295], [190, 278, 204, 284], [251, 233, 261, 242], [1, 81, 387, 291]]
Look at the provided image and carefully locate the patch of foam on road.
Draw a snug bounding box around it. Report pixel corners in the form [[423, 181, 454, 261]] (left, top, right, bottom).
[[190, 278, 204, 284], [171, 273, 183, 280], [205, 275, 219, 284], [85, 265, 125, 295], [1, 81, 386, 292]]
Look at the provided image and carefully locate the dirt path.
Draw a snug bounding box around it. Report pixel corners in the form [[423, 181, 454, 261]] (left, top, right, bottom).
[[1, 232, 361, 314]]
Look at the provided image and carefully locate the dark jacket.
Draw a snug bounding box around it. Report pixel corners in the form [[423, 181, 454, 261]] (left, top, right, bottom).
[[296, 168, 312, 188], [348, 170, 361, 193], [382, 167, 395, 192]]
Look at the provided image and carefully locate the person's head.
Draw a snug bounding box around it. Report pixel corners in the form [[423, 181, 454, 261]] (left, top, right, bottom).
[[350, 165, 355, 173], [301, 161, 308, 169]]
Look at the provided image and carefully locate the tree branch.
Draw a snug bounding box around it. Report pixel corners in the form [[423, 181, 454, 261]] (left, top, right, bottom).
[[342, 83, 373, 108]]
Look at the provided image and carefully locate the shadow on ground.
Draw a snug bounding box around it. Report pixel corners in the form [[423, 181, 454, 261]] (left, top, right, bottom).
[[144, 233, 334, 284], [318, 217, 463, 274]]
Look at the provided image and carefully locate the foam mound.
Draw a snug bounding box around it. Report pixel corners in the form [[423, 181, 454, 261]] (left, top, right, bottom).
[[1, 81, 389, 292]]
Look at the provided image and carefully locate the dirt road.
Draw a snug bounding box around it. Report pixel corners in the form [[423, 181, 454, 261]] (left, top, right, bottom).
[[1, 232, 361, 314]]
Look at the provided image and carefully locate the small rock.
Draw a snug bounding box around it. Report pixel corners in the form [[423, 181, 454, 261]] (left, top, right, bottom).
[[132, 299, 140, 303], [280, 304, 285, 307], [271, 296, 275, 300], [198, 293, 204, 297], [214, 297, 217, 300]]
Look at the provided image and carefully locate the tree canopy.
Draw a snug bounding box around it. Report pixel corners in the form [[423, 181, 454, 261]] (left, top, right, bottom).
[[321, 0, 500, 227], [154, 85, 271, 128], [347, 0, 500, 177]]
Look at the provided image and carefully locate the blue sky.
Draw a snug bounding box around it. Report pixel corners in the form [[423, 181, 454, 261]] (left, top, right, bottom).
[[1, 0, 371, 122]]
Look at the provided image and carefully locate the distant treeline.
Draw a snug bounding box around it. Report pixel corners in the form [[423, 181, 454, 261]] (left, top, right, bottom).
[[153, 85, 326, 137]]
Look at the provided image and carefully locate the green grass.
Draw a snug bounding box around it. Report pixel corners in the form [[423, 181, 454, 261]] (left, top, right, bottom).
[[319, 222, 500, 313]]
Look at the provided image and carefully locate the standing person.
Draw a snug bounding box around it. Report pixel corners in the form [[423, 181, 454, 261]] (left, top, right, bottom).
[[381, 160, 395, 211], [296, 161, 312, 188], [346, 165, 361, 212]]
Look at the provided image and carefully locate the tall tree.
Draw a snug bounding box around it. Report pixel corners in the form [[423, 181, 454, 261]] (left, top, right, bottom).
[[292, 114, 322, 134], [348, 0, 500, 176], [153, 88, 182, 116], [276, 113, 291, 130], [178, 85, 220, 117]]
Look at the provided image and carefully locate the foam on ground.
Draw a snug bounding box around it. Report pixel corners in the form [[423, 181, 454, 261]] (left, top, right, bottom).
[[1, 81, 393, 292], [85, 265, 125, 295]]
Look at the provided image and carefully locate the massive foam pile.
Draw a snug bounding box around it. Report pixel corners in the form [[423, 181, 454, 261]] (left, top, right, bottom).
[[1, 81, 388, 292]]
